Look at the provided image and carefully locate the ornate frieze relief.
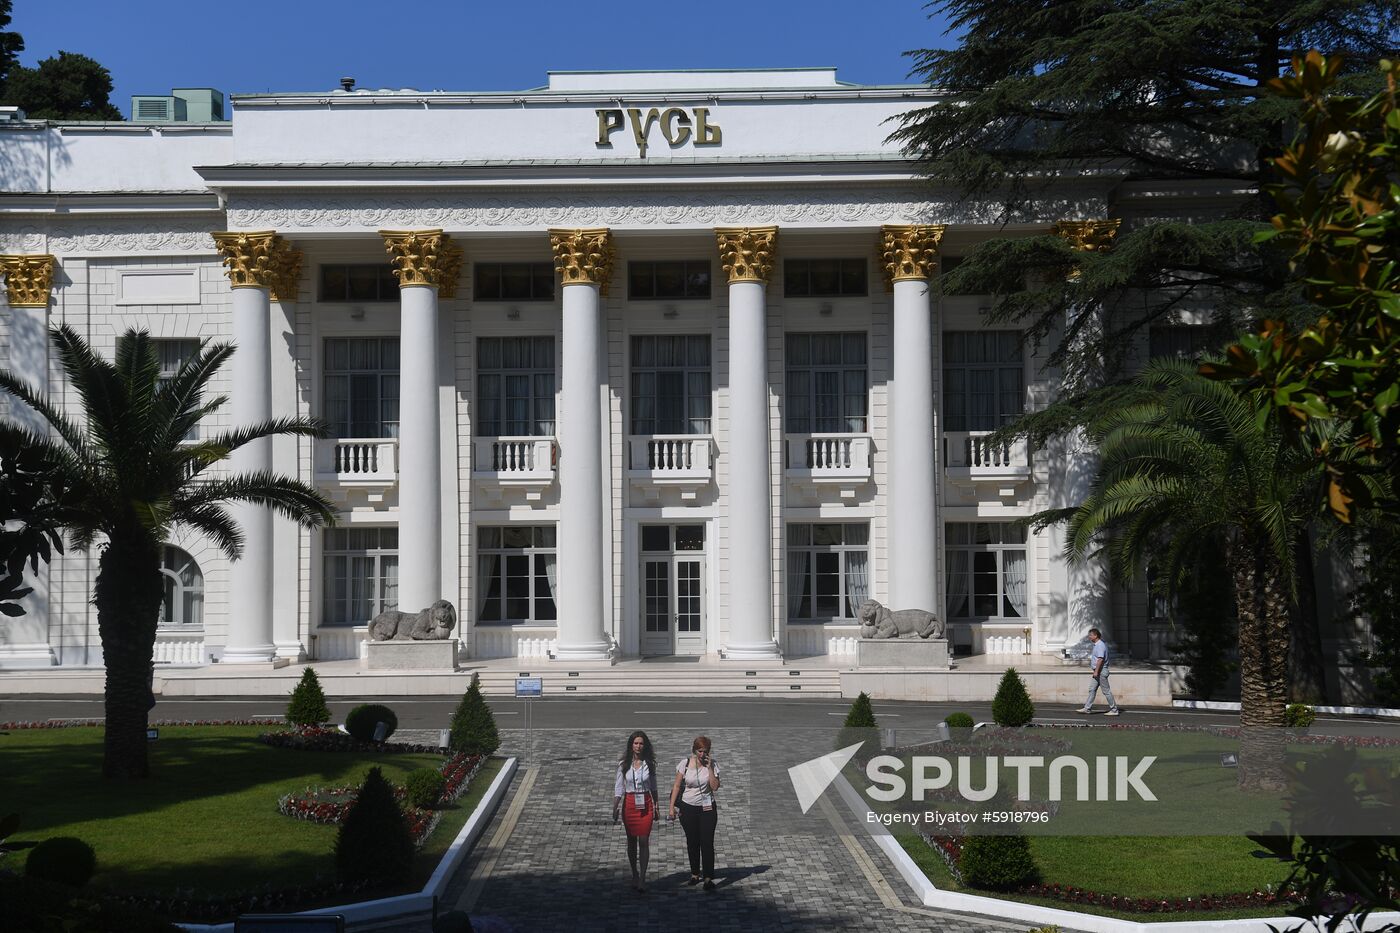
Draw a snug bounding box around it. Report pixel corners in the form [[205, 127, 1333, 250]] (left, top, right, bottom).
[[0, 217, 222, 256], [715, 226, 777, 284]]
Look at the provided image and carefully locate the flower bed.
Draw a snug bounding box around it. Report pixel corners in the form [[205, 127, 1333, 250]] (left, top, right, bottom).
[[257, 725, 447, 754]]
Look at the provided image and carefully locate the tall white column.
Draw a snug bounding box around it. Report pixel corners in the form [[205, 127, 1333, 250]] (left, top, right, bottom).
[[549, 228, 613, 661], [880, 225, 945, 612], [380, 229, 461, 614], [717, 227, 781, 660], [0, 254, 57, 667]]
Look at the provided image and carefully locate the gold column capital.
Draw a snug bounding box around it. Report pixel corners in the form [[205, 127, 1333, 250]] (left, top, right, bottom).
[[715, 226, 778, 285], [211, 231, 302, 301], [379, 229, 463, 294], [1051, 219, 1121, 253], [548, 228, 615, 293], [0, 254, 57, 308], [878, 224, 945, 289]]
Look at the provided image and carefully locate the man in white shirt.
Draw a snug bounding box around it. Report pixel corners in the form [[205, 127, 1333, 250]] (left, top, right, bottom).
[[1076, 628, 1121, 716]]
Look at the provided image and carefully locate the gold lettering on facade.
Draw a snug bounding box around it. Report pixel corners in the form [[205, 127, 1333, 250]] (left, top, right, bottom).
[[694, 107, 722, 145], [0, 254, 57, 308], [660, 107, 692, 146], [211, 231, 303, 301], [715, 226, 778, 284], [596, 109, 625, 147], [549, 228, 615, 294], [379, 229, 462, 292], [878, 224, 945, 289], [592, 106, 720, 156]]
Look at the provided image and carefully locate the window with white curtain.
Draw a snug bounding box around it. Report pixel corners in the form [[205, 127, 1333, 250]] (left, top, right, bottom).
[[154, 339, 200, 441], [323, 338, 400, 438], [321, 527, 398, 626], [942, 331, 1024, 432], [945, 522, 1028, 619], [787, 523, 869, 622], [785, 333, 868, 433], [158, 546, 204, 627], [477, 526, 557, 624], [630, 335, 711, 435], [476, 336, 556, 437]]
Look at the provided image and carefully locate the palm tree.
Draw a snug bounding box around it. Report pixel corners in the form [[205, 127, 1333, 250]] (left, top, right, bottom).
[[0, 326, 335, 779], [1050, 360, 1322, 731]]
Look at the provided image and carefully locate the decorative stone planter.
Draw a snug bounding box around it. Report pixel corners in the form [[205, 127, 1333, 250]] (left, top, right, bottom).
[[366, 638, 459, 671], [858, 637, 949, 669]]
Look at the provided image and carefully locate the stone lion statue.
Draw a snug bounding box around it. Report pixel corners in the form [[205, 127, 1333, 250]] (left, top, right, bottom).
[[369, 600, 457, 641], [857, 599, 945, 640]]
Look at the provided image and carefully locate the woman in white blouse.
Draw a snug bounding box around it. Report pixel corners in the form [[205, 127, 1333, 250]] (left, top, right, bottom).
[[668, 734, 721, 891], [612, 730, 658, 892]]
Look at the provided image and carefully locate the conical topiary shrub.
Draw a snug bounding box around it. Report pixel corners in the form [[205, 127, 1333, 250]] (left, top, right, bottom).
[[285, 667, 330, 727], [335, 766, 414, 885], [838, 691, 879, 753], [991, 668, 1035, 726], [449, 674, 499, 756]]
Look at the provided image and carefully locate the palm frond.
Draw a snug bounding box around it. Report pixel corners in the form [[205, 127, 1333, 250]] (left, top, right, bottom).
[[173, 472, 336, 528], [204, 417, 329, 454], [0, 370, 91, 456]]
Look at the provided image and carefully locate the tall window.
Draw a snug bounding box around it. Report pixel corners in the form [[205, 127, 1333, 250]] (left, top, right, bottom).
[[628, 260, 711, 299], [943, 331, 1024, 432], [1149, 325, 1216, 360], [322, 527, 398, 625], [319, 263, 399, 302], [630, 335, 711, 435], [945, 522, 1028, 620], [477, 526, 557, 624], [783, 258, 867, 297], [474, 262, 555, 302], [323, 338, 399, 438], [158, 546, 203, 627], [787, 523, 869, 621], [785, 333, 867, 433], [477, 336, 556, 436], [154, 339, 200, 440]]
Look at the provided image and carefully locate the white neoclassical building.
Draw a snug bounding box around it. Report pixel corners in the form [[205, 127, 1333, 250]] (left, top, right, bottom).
[[0, 67, 1266, 676]]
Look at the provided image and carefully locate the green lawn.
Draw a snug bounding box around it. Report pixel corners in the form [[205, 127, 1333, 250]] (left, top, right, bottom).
[[0, 725, 500, 899]]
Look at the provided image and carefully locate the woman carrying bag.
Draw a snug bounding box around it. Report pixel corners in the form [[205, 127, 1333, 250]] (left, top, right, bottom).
[[612, 730, 658, 893], [668, 734, 721, 891]]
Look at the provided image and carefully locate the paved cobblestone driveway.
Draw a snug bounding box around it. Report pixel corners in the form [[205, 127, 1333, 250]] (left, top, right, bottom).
[[438, 728, 1041, 933]]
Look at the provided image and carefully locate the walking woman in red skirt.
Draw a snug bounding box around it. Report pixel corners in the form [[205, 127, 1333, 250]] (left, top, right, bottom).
[[612, 730, 658, 892]]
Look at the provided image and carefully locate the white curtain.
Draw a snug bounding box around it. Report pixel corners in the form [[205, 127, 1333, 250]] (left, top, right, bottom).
[[381, 557, 399, 612], [788, 551, 810, 618], [845, 550, 868, 617], [478, 555, 499, 620], [1003, 549, 1028, 618], [946, 551, 970, 618], [544, 554, 558, 602]]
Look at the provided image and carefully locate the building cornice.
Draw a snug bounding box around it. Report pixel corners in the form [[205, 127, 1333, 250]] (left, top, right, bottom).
[[0, 193, 223, 216], [228, 86, 948, 109]]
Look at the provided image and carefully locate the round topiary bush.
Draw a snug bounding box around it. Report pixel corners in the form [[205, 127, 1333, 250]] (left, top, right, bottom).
[[335, 766, 414, 885], [991, 668, 1035, 727], [959, 833, 1038, 890], [1284, 703, 1317, 729], [25, 836, 97, 887], [944, 712, 975, 729], [449, 675, 499, 757], [286, 666, 331, 727], [405, 768, 446, 809], [345, 704, 398, 743]]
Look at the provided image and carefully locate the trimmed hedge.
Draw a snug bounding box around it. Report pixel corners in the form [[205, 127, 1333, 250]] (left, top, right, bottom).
[[959, 833, 1038, 890], [344, 704, 398, 743], [991, 668, 1035, 726], [944, 712, 975, 729], [26, 835, 96, 887], [1284, 703, 1317, 728], [405, 768, 446, 809], [448, 676, 499, 757], [286, 667, 331, 726]]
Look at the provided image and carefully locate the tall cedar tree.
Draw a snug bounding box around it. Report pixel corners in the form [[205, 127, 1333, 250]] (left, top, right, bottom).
[[2, 50, 122, 120], [892, 0, 1399, 702]]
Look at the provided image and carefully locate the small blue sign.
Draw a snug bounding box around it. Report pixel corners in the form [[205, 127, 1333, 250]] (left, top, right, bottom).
[[515, 676, 543, 698]]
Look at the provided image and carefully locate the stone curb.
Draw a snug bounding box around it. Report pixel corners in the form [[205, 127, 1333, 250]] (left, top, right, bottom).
[[178, 756, 519, 932], [1173, 699, 1400, 719]]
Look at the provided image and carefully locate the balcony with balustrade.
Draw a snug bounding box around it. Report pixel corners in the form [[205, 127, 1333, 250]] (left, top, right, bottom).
[[627, 434, 713, 501], [784, 433, 872, 499], [314, 438, 398, 502], [943, 430, 1032, 494], [473, 436, 557, 501]]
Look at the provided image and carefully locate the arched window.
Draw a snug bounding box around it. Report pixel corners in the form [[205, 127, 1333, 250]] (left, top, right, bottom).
[[159, 546, 204, 628]]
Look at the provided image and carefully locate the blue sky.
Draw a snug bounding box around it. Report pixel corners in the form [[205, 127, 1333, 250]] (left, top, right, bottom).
[[9, 1, 956, 118]]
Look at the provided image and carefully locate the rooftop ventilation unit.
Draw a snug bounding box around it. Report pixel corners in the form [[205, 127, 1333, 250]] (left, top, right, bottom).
[[130, 88, 225, 122]]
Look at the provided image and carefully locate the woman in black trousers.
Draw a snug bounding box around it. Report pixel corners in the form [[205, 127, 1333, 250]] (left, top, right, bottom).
[[668, 734, 720, 891]]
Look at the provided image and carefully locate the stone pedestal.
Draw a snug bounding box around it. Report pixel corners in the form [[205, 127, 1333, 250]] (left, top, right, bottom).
[[858, 637, 950, 669], [367, 639, 459, 671]]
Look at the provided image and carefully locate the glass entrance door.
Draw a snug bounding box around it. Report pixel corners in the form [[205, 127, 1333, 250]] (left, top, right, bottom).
[[640, 524, 706, 656]]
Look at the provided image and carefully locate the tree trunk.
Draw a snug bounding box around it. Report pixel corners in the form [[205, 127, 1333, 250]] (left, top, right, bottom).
[[95, 532, 163, 779], [1228, 530, 1292, 791], [1288, 527, 1329, 703]]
